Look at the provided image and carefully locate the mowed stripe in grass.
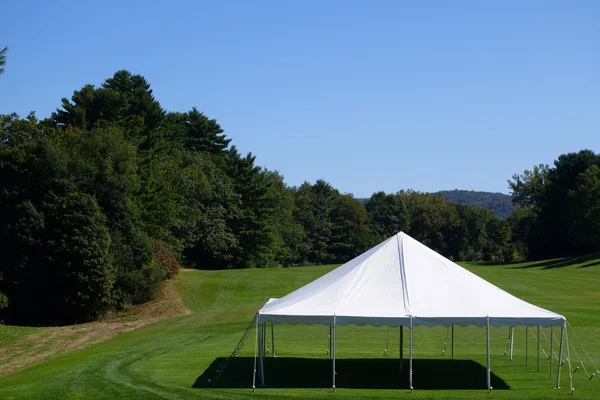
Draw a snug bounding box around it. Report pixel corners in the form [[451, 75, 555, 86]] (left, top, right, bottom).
[[0, 259, 599, 399]]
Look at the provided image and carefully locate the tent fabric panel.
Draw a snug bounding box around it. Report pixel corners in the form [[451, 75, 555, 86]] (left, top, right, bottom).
[[258, 314, 333, 325], [401, 233, 565, 322], [258, 313, 564, 328], [258, 235, 407, 319], [413, 316, 565, 328], [258, 314, 411, 327]]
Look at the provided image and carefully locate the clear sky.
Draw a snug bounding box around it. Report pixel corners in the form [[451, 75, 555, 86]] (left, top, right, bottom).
[[1, 0, 598, 197]]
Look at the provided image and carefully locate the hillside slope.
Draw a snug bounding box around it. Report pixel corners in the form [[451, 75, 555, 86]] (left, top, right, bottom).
[[0, 280, 189, 376], [438, 189, 515, 218]]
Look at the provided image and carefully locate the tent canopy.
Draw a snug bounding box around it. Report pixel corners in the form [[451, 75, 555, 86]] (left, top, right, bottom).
[[258, 232, 565, 328]]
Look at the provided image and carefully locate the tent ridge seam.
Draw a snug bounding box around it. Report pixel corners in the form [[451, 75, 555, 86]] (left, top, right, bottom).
[[397, 233, 411, 314]]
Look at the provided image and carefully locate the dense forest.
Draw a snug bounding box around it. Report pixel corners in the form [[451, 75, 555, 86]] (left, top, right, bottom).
[[438, 190, 514, 218], [1, 69, 599, 325]]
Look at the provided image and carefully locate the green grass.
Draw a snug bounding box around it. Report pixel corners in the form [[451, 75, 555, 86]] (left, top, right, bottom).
[[0, 325, 45, 348], [1, 258, 600, 399]]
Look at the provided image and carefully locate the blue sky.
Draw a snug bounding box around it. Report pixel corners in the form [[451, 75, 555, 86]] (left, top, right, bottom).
[[1, 0, 598, 197]]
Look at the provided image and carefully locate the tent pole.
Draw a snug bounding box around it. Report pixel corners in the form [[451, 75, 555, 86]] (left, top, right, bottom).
[[510, 326, 514, 360], [258, 320, 262, 377], [506, 326, 510, 356], [555, 324, 565, 389], [526, 326, 528, 366], [550, 326, 554, 380], [537, 325, 540, 372], [332, 317, 336, 391], [400, 325, 404, 372], [451, 325, 455, 359], [271, 322, 275, 358], [263, 323, 267, 357], [260, 322, 267, 386], [486, 317, 491, 392], [259, 321, 265, 386], [409, 317, 414, 392], [252, 316, 258, 391], [329, 325, 332, 359]]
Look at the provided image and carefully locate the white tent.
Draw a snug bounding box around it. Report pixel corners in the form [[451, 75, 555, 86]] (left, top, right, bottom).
[[253, 232, 568, 392]]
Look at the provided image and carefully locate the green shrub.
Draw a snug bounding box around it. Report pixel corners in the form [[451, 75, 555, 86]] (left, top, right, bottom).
[[0, 292, 8, 310], [152, 239, 179, 279], [111, 230, 165, 307]]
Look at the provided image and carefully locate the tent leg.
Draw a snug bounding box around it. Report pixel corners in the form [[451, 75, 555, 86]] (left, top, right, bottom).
[[556, 325, 565, 389], [486, 317, 492, 392], [261, 322, 266, 386], [550, 326, 554, 380], [409, 317, 414, 392], [259, 321, 265, 386], [332, 317, 336, 391], [537, 325, 540, 372], [257, 322, 265, 386], [263, 323, 267, 357], [258, 320, 262, 376], [526, 327, 528, 366], [329, 325, 332, 359], [451, 325, 455, 359], [400, 326, 404, 372], [510, 326, 514, 360], [252, 317, 258, 391], [271, 322, 275, 358]]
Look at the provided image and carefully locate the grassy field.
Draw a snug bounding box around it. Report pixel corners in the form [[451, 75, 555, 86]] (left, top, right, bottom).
[[0, 257, 599, 399]]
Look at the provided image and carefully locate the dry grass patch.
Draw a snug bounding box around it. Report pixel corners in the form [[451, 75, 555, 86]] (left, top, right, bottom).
[[0, 279, 189, 376]]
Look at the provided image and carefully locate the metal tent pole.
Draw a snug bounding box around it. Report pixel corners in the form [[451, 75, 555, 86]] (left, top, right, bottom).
[[258, 319, 262, 375], [271, 322, 275, 357], [556, 325, 565, 389], [486, 317, 491, 392], [409, 317, 414, 392], [526, 327, 529, 366], [259, 321, 265, 386], [451, 325, 455, 359], [510, 326, 514, 360], [566, 327, 573, 394], [332, 317, 336, 391], [252, 316, 258, 391], [537, 325, 540, 372], [329, 325, 332, 359], [550, 326, 554, 380], [400, 326, 404, 372]]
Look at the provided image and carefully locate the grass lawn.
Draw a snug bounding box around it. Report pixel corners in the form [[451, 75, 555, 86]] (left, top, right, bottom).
[[0, 325, 47, 369], [0, 325, 45, 348], [0, 258, 599, 399]]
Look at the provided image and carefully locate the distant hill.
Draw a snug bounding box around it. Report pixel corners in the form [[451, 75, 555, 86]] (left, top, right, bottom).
[[358, 190, 515, 218], [437, 190, 514, 218]]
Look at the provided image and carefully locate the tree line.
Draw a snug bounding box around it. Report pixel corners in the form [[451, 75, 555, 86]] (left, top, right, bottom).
[[508, 152, 600, 260], [0, 70, 598, 325]]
